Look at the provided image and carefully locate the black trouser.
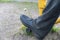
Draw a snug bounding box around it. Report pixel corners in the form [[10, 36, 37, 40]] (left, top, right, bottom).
[[32, 0, 60, 40]]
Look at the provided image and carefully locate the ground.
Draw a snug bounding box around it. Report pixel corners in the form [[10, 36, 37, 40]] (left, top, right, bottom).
[[0, 2, 60, 40]]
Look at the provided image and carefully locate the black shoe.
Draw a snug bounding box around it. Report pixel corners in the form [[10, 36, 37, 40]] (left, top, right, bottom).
[[20, 15, 43, 40], [20, 14, 57, 40]]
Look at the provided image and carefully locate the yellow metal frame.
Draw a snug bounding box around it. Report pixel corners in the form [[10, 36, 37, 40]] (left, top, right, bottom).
[[38, 0, 60, 24]]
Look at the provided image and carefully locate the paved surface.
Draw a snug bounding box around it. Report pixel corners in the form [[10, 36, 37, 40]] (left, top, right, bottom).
[[0, 2, 60, 40]]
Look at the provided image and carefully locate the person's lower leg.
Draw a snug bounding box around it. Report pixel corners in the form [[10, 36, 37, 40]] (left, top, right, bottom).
[[32, 0, 60, 39], [20, 0, 60, 40]]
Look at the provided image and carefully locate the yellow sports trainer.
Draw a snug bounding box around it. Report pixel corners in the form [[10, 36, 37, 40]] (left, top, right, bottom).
[[38, 0, 60, 24]]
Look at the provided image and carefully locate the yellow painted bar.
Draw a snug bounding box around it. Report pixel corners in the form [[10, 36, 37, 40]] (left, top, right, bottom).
[[38, 0, 46, 16], [38, 0, 60, 24], [56, 18, 60, 24]]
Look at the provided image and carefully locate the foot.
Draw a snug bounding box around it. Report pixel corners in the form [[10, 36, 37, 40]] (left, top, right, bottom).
[[20, 15, 42, 40], [20, 15, 51, 40]]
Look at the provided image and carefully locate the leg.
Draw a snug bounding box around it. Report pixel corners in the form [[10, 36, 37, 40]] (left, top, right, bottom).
[[33, 0, 60, 39], [20, 0, 60, 40]]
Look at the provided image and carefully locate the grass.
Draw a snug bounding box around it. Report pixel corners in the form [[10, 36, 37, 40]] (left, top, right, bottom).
[[52, 26, 60, 32]]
